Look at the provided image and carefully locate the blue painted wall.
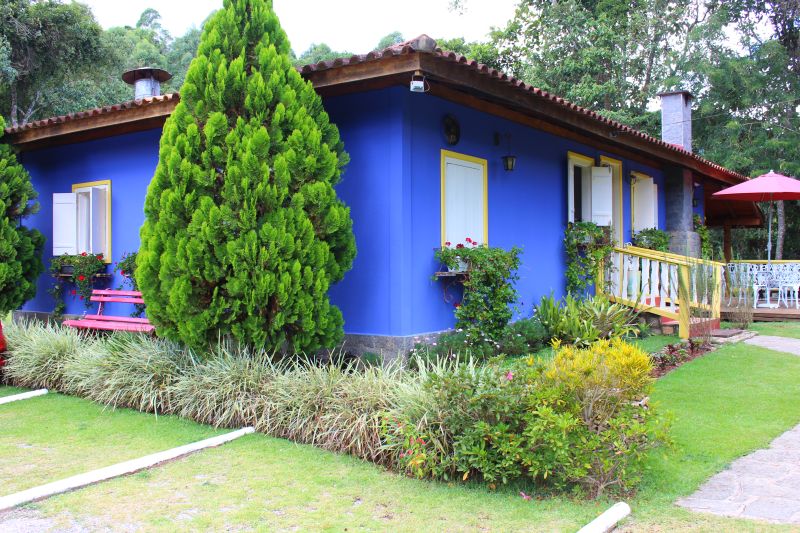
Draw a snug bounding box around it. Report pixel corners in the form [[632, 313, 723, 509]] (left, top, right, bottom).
[[21, 129, 161, 317], [18, 86, 666, 338], [400, 91, 663, 335]]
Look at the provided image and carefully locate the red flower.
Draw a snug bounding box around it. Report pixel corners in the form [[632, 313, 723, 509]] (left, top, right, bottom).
[[456, 243, 465, 249], [81, 252, 87, 257], [96, 254, 103, 260], [444, 241, 451, 247], [417, 437, 426, 445], [79, 295, 84, 300], [466, 237, 472, 243], [78, 275, 86, 282], [120, 270, 126, 276], [472, 241, 478, 246], [70, 290, 76, 296], [454, 302, 461, 308]]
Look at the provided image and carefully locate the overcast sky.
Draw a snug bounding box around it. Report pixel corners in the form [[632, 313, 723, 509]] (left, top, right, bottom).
[[81, 0, 518, 55]]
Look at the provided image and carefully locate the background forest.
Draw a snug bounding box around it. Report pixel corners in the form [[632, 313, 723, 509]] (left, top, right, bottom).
[[0, 0, 797, 259]]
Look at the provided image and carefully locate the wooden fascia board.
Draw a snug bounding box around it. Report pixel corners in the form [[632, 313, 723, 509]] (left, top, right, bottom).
[[6, 99, 177, 151], [418, 54, 741, 185], [303, 54, 422, 90], [428, 83, 663, 169]]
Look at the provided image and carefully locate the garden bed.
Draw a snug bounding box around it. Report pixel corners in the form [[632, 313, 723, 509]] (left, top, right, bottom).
[[2, 342, 798, 531]]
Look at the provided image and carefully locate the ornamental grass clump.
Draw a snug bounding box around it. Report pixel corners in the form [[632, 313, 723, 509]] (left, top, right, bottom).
[[171, 342, 279, 428], [3, 320, 85, 390], [67, 333, 190, 414]]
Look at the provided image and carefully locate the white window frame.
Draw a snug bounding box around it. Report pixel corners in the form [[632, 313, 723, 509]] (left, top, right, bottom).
[[52, 180, 112, 262], [441, 150, 488, 246], [567, 152, 614, 228], [631, 172, 658, 233]]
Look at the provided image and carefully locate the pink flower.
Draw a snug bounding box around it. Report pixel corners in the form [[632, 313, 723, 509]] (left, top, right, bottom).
[[520, 491, 532, 501], [70, 290, 76, 296], [456, 243, 465, 249], [466, 237, 472, 243], [444, 241, 451, 247], [505, 371, 514, 381]]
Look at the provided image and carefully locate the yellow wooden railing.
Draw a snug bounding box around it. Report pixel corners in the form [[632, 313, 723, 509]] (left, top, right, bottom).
[[599, 245, 723, 339]]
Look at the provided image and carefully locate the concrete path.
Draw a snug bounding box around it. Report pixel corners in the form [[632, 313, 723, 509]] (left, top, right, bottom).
[[677, 334, 800, 524], [744, 335, 800, 355]]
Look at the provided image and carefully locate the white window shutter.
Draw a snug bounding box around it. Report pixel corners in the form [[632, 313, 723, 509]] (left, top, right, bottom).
[[590, 166, 613, 226], [89, 187, 107, 257], [53, 193, 77, 256], [633, 175, 656, 232], [652, 182, 659, 227], [444, 158, 485, 245]]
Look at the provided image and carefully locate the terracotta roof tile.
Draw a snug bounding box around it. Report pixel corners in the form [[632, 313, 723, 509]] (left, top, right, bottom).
[[3, 93, 180, 135], [300, 35, 744, 182], [3, 36, 743, 182]]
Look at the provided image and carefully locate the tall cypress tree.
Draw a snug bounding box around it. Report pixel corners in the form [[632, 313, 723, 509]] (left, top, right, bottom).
[[137, 0, 356, 352], [0, 116, 44, 313]]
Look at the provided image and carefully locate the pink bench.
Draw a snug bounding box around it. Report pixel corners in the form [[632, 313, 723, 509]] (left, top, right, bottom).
[[63, 289, 155, 333]]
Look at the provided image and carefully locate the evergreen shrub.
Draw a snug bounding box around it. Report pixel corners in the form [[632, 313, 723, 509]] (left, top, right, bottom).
[[137, 0, 355, 352], [0, 116, 45, 314]]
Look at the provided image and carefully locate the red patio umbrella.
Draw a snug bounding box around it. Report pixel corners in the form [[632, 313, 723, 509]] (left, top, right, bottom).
[[712, 171, 800, 262]]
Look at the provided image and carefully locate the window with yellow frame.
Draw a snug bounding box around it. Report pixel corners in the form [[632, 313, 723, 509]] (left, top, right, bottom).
[[440, 150, 488, 246], [52, 180, 112, 262]]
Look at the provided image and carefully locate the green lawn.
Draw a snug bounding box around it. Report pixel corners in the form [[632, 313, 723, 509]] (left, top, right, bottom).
[[3, 340, 800, 531], [0, 392, 223, 494], [748, 321, 800, 339], [0, 385, 26, 397]]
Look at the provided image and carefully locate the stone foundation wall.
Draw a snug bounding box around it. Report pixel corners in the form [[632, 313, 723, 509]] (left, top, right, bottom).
[[340, 331, 446, 362]]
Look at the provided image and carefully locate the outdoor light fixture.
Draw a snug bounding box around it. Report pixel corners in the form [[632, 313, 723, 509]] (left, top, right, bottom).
[[443, 114, 460, 145], [501, 133, 516, 171]]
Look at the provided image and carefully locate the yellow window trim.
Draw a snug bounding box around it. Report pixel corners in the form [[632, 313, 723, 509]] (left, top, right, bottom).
[[72, 179, 112, 263], [599, 156, 623, 246], [440, 149, 489, 246], [568, 151, 594, 167]]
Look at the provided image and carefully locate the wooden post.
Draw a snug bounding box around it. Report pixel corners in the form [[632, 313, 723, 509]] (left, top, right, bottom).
[[723, 224, 732, 263], [678, 264, 692, 339], [712, 266, 722, 319]]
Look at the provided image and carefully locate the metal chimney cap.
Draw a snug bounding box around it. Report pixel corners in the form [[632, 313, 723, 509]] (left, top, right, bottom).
[[122, 67, 172, 85]]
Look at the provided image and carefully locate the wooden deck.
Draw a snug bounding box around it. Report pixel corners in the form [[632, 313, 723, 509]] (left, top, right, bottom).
[[721, 302, 800, 322]]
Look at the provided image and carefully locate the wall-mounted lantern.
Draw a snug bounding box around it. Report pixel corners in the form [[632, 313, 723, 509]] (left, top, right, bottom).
[[443, 115, 460, 146], [500, 133, 516, 171]]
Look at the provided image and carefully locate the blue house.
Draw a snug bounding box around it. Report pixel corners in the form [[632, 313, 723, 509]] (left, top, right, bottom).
[[5, 36, 759, 354]]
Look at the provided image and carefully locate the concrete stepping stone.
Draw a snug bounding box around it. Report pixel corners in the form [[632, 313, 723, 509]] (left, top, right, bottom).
[[677, 334, 800, 524]]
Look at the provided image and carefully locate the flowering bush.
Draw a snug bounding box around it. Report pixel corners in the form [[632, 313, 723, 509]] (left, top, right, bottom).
[[387, 339, 665, 498], [435, 239, 521, 341], [408, 318, 548, 365], [49, 252, 106, 317], [564, 222, 613, 294], [114, 252, 144, 317]]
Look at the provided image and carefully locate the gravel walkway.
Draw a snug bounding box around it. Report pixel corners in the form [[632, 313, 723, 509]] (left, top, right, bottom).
[[676, 335, 800, 524]]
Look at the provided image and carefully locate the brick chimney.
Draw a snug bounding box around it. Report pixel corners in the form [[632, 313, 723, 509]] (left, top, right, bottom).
[[659, 90, 693, 152]]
